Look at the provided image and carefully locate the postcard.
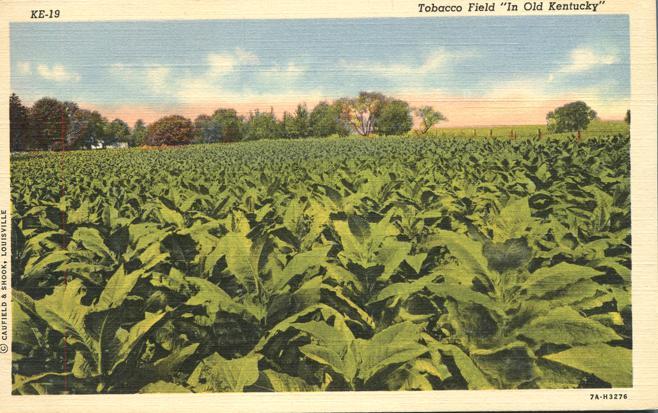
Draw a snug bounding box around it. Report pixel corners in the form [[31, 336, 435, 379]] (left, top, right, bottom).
[[0, 1, 656, 411]]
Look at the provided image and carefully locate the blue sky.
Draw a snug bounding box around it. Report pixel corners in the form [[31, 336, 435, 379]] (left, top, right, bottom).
[[11, 16, 630, 126]]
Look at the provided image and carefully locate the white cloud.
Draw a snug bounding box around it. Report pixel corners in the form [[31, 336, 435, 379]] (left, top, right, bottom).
[[110, 48, 258, 88], [174, 75, 322, 107], [340, 50, 469, 78], [556, 48, 619, 75], [36, 63, 80, 82], [145, 67, 171, 91], [259, 62, 306, 83], [234, 48, 260, 65], [175, 77, 220, 103], [109, 63, 172, 93], [109, 48, 316, 107], [207, 48, 260, 76], [16, 61, 31, 75], [207, 53, 239, 75]]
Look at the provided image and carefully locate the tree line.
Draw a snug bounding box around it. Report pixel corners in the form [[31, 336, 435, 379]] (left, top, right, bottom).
[[9, 92, 450, 151], [10, 91, 625, 151]]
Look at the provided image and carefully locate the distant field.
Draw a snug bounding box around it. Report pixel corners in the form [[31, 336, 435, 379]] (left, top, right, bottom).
[[427, 120, 629, 139]]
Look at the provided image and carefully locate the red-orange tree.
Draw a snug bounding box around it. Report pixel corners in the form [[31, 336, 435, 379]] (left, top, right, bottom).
[[146, 115, 194, 146]]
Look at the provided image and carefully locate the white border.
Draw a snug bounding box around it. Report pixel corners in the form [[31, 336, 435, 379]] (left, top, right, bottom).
[[0, 1, 655, 411]]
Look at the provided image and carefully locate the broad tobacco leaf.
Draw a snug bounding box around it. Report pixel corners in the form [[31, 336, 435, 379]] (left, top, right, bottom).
[[188, 352, 261, 392]]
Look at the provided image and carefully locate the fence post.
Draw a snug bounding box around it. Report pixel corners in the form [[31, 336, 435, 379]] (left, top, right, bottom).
[[489, 129, 493, 138], [577, 130, 581, 140], [538, 128, 542, 140]]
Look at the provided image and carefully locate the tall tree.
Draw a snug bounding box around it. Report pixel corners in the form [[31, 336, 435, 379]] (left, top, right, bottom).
[[67, 109, 107, 149], [336, 92, 387, 136], [282, 104, 311, 139], [9, 93, 29, 151], [62, 101, 80, 117], [211, 108, 243, 142], [243, 109, 282, 141], [546, 101, 597, 133], [131, 119, 148, 146], [146, 115, 194, 146], [309, 101, 349, 137], [376, 99, 413, 135], [281, 112, 296, 139], [104, 118, 131, 147], [193, 114, 218, 143], [29, 97, 67, 150]]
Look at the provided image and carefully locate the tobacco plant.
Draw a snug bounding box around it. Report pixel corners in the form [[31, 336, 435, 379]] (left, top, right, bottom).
[[11, 134, 631, 393]]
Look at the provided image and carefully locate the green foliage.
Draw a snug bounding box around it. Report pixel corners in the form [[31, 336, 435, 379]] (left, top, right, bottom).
[[309, 101, 349, 137], [546, 101, 597, 133], [423, 120, 628, 140], [105, 118, 131, 147], [336, 91, 387, 136], [211, 108, 243, 142], [28, 97, 67, 150], [188, 353, 261, 392], [544, 344, 631, 387], [193, 114, 217, 144], [414, 105, 447, 134], [12, 93, 629, 153], [10, 93, 30, 151], [67, 109, 108, 149], [146, 115, 194, 146], [11, 133, 631, 393], [376, 100, 413, 136], [282, 104, 312, 139], [243, 109, 283, 140], [131, 120, 148, 147], [193, 109, 245, 143]]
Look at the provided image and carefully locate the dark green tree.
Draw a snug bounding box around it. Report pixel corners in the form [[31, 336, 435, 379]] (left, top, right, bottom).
[[546, 101, 597, 133], [243, 109, 282, 141], [624, 109, 630, 125], [309, 101, 349, 137], [376, 99, 413, 135], [62, 101, 80, 117], [211, 108, 243, 142], [67, 109, 107, 149], [104, 118, 131, 147], [282, 104, 311, 139], [10, 93, 29, 151], [193, 114, 218, 143], [131, 119, 148, 147], [29, 97, 67, 150]]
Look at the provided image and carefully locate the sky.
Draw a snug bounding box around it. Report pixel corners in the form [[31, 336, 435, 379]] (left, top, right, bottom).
[[11, 16, 630, 126]]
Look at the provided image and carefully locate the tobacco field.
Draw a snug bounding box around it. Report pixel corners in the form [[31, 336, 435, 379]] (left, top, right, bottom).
[[10, 134, 632, 393]]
